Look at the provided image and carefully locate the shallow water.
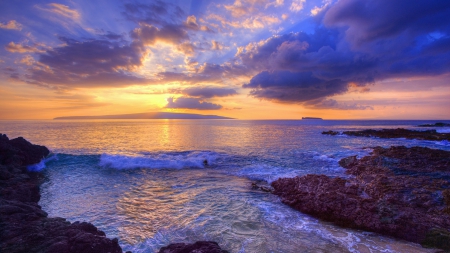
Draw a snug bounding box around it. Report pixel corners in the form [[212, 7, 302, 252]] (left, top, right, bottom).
[[1, 119, 449, 252]]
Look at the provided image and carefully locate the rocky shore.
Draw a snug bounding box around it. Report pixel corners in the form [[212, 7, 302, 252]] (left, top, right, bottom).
[[322, 128, 450, 141], [1, 133, 229, 253], [271, 145, 450, 251], [0, 134, 124, 253]]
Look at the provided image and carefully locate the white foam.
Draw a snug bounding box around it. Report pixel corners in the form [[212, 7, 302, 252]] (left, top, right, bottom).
[[436, 140, 450, 146], [313, 154, 338, 162], [437, 128, 450, 133], [99, 151, 219, 170], [27, 154, 58, 172], [233, 164, 299, 184]]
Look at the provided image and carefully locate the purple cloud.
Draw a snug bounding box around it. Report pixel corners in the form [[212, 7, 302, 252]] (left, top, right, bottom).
[[24, 37, 147, 87], [238, 0, 450, 104], [165, 97, 222, 110], [179, 87, 237, 98]]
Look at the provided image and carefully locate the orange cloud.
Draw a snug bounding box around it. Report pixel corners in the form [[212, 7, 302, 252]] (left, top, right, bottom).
[[5, 42, 44, 53], [0, 20, 22, 30]]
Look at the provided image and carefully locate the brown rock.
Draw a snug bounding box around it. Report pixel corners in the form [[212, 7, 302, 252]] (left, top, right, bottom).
[[271, 146, 450, 251]]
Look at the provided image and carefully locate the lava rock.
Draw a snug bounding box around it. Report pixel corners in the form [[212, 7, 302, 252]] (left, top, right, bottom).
[[271, 146, 450, 251], [418, 122, 450, 127], [0, 133, 50, 167], [0, 134, 123, 253], [322, 128, 450, 141], [158, 241, 229, 253]]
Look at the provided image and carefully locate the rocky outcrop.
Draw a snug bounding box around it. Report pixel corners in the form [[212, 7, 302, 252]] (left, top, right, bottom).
[[158, 241, 229, 253], [271, 146, 450, 251], [418, 122, 450, 127], [0, 134, 123, 253], [322, 128, 450, 141]]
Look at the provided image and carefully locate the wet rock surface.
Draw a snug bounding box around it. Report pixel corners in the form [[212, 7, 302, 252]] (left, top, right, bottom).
[[0, 134, 123, 253], [158, 241, 229, 253], [272, 146, 450, 251], [322, 128, 450, 141]]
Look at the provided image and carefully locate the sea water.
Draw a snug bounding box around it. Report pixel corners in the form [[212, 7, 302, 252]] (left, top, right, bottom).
[[1, 119, 450, 253]]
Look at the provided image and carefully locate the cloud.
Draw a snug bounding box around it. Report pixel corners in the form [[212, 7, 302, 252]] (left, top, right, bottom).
[[243, 70, 348, 103], [36, 3, 80, 21], [237, 0, 450, 105], [25, 37, 148, 87], [131, 24, 189, 46], [5, 42, 45, 53], [123, 2, 185, 25], [323, 0, 450, 46], [0, 20, 22, 30], [211, 40, 224, 50], [178, 87, 237, 98], [165, 97, 222, 110], [304, 98, 373, 110], [290, 0, 306, 12]]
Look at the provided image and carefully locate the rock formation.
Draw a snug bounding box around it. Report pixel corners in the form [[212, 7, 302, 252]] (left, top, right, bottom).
[[272, 146, 450, 251], [322, 128, 450, 141], [158, 241, 229, 253], [0, 134, 123, 253]]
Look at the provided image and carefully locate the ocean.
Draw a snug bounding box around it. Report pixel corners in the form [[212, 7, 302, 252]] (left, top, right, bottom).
[[1, 119, 450, 253]]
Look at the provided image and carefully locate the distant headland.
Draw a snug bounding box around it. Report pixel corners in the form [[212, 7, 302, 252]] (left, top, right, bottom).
[[302, 117, 323, 120], [54, 112, 233, 120]]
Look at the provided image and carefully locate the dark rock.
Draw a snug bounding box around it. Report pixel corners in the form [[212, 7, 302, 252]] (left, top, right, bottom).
[[322, 130, 340, 135], [0, 133, 50, 167], [0, 134, 123, 253], [271, 146, 450, 251], [418, 122, 450, 127], [158, 241, 229, 253], [251, 181, 274, 193], [324, 128, 450, 141]]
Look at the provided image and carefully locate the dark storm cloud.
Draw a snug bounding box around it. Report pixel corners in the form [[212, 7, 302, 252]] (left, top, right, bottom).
[[324, 0, 450, 46], [26, 37, 148, 87], [165, 97, 222, 110], [177, 87, 237, 98], [243, 71, 348, 103], [239, 0, 450, 104]]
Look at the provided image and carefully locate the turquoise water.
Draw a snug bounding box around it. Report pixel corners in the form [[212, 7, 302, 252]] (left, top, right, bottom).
[[1, 119, 449, 252]]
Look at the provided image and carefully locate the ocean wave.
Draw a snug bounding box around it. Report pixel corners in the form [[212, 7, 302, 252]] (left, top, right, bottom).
[[99, 151, 219, 170], [27, 154, 58, 172]]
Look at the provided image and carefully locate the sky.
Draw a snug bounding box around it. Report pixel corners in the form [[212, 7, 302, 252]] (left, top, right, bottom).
[[1, 0, 450, 120]]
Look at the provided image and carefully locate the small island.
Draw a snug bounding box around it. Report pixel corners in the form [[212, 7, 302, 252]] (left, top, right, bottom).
[[302, 117, 323, 120]]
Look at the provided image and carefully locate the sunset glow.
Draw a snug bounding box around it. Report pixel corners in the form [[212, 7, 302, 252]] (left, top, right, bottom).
[[1, 0, 450, 119]]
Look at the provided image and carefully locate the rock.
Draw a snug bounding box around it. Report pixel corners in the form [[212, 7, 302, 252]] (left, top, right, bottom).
[[0, 133, 50, 167], [271, 146, 450, 251], [251, 181, 274, 193], [0, 134, 123, 253], [418, 122, 450, 127], [323, 128, 450, 141], [158, 241, 229, 253], [321, 130, 340, 135]]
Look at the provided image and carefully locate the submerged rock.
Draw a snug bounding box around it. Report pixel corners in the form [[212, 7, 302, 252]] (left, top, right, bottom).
[[158, 241, 229, 253], [322, 128, 450, 141], [271, 146, 450, 251], [0, 134, 123, 253]]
